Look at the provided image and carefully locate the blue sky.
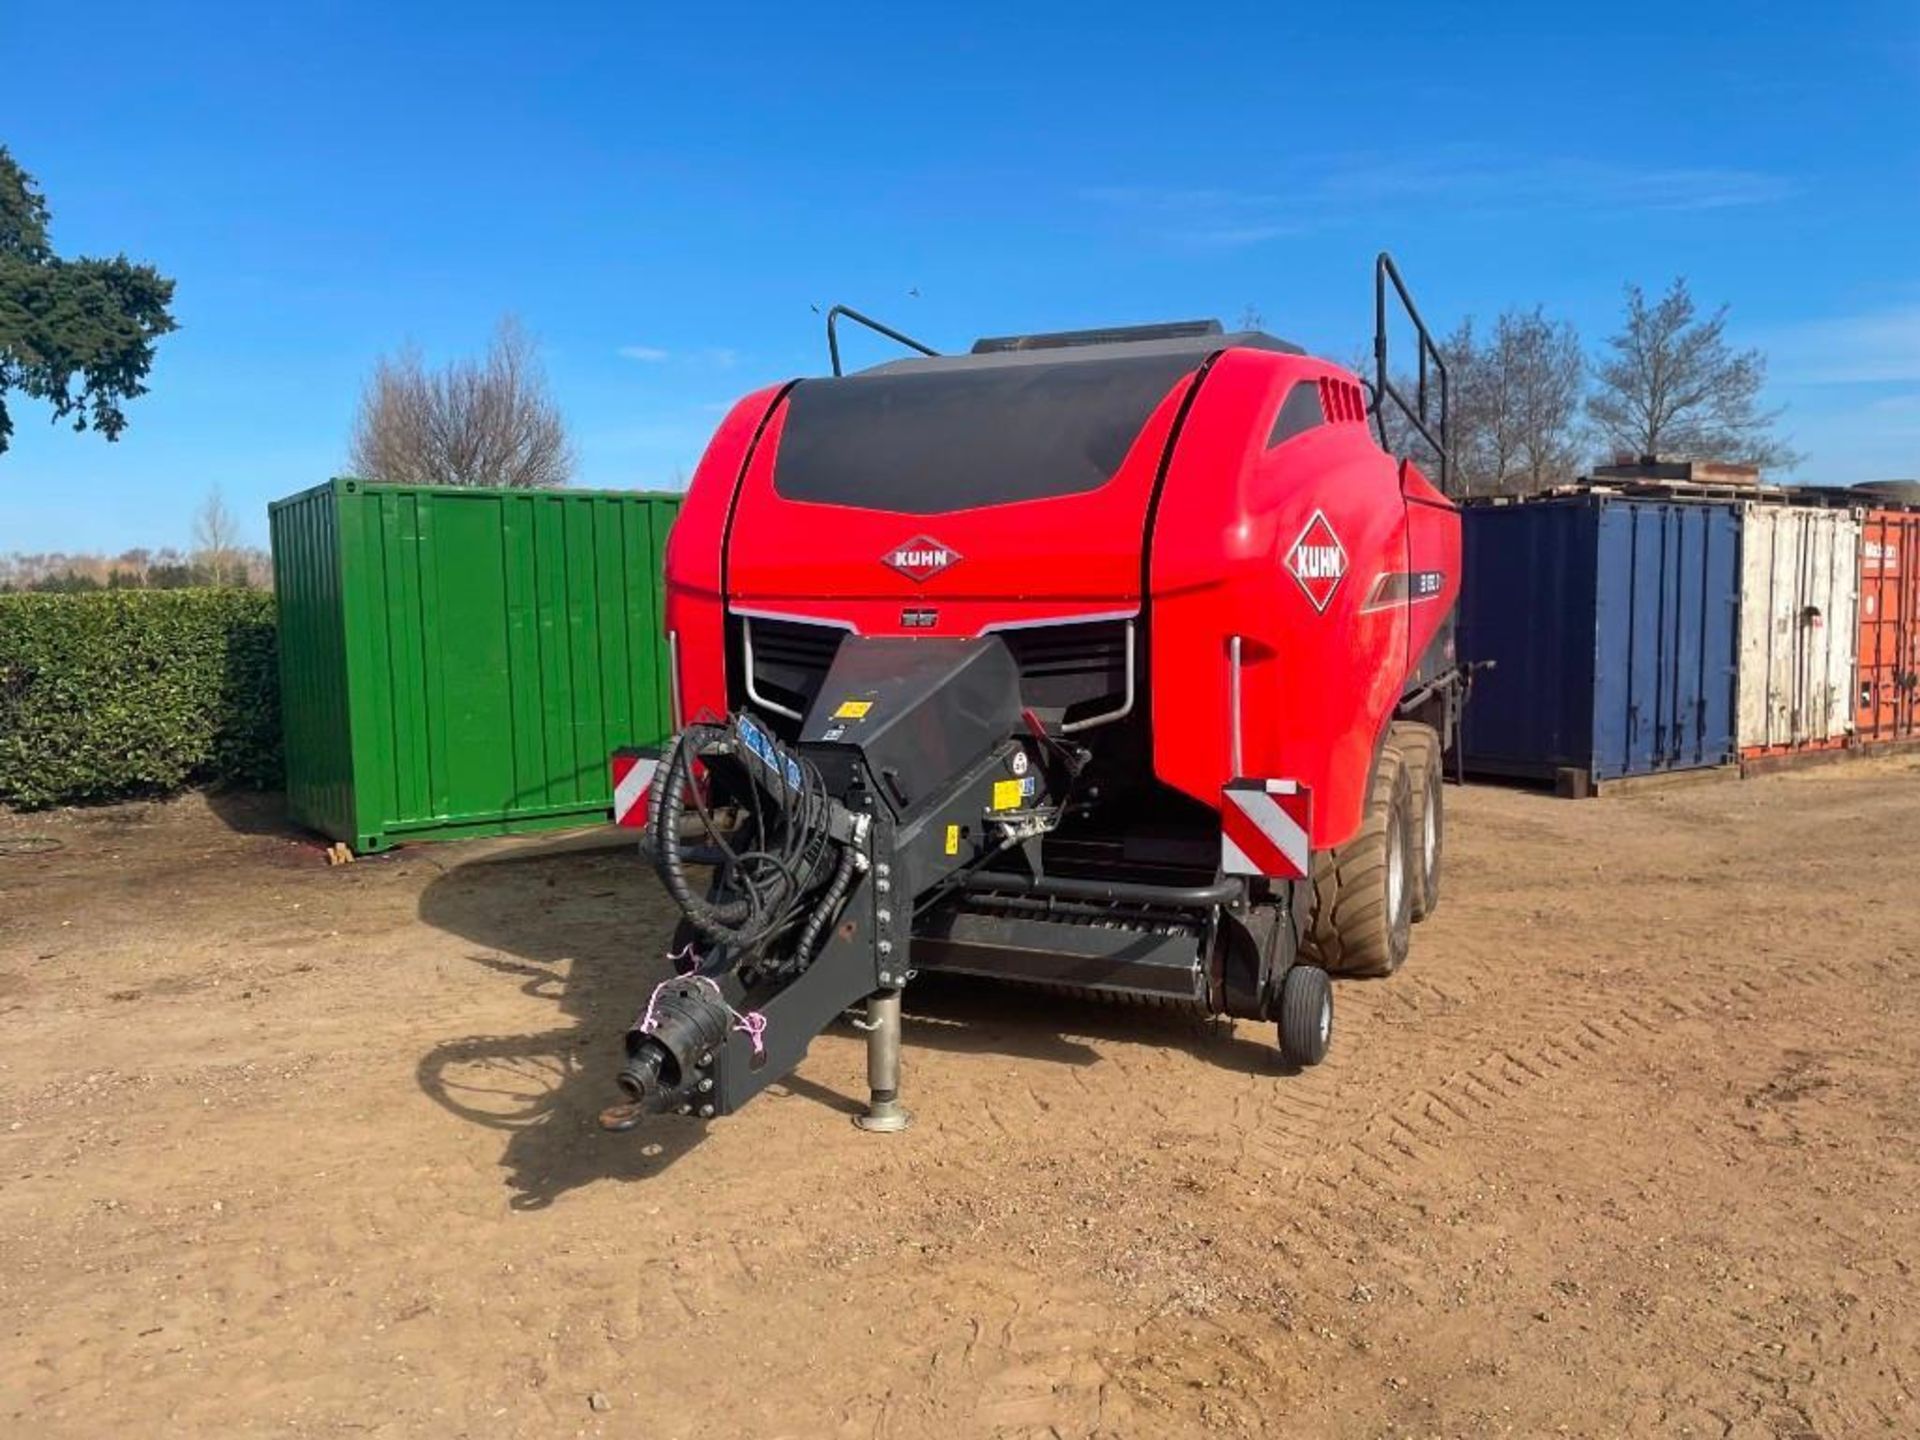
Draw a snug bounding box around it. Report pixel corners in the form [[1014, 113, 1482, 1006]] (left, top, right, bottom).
[[2, 2, 1916, 554]]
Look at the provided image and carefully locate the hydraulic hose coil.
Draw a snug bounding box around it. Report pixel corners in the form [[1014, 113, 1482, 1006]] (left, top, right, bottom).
[[646, 723, 845, 968]]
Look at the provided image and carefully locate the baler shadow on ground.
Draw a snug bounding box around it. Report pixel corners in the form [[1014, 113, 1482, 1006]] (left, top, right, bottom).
[[411, 830, 705, 1208], [411, 829, 1284, 1201], [12, 763, 1920, 1438]]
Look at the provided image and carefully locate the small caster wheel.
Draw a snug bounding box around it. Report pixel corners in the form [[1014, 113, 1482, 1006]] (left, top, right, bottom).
[[1278, 965, 1333, 1068]]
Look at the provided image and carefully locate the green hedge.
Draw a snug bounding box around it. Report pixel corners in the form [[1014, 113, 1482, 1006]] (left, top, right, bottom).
[[0, 589, 281, 809]]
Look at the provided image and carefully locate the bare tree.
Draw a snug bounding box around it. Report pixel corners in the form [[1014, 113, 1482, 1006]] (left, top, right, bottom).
[[1588, 279, 1796, 471], [0, 539, 273, 591], [1366, 308, 1582, 497], [1361, 322, 1481, 492], [192, 485, 245, 586], [1459, 309, 1584, 494], [1433, 320, 1490, 490], [349, 316, 574, 489]]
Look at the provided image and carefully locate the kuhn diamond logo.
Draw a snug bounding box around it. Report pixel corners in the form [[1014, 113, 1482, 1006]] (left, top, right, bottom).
[[883, 536, 959, 583], [1286, 510, 1348, 613]]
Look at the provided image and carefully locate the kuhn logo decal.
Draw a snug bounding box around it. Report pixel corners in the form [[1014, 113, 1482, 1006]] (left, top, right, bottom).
[[1286, 510, 1349, 613], [884, 536, 959, 582]]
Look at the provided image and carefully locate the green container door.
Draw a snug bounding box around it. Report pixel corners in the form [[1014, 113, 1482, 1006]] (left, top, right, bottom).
[[273, 482, 357, 837], [270, 478, 680, 851]]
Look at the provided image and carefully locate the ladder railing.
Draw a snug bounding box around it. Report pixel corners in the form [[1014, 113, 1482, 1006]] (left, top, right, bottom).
[[1373, 252, 1453, 494], [825, 305, 939, 376]]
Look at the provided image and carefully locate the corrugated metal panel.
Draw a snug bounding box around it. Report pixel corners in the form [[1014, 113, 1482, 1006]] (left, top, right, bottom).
[[1736, 505, 1860, 754], [1458, 501, 1600, 778], [270, 478, 682, 851], [1593, 501, 1742, 778], [1857, 509, 1920, 744], [269, 484, 357, 841], [1461, 496, 1740, 784]]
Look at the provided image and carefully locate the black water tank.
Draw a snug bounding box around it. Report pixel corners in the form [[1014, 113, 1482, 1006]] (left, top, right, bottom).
[[1851, 479, 1920, 505]]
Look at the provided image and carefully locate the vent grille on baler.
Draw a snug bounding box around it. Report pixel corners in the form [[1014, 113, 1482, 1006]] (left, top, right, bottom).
[[744, 617, 842, 717], [996, 619, 1131, 728], [741, 613, 1133, 731], [1318, 377, 1364, 423]]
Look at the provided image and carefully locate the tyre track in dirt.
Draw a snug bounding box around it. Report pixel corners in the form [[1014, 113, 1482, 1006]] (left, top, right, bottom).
[[4, 768, 1918, 1439], [1215, 777, 1883, 1218], [855, 772, 1919, 1435], [1279, 947, 1850, 1222], [849, 962, 1815, 1431]]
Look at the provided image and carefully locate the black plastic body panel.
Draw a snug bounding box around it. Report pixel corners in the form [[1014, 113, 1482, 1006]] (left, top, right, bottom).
[[798, 636, 1023, 819], [772, 353, 1218, 514], [912, 907, 1206, 1004]]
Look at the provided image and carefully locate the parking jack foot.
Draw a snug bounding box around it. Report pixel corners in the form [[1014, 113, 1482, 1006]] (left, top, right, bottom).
[[853, 989, 911, 1133]]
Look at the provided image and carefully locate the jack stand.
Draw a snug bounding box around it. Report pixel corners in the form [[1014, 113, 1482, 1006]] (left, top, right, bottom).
[[853, 989, 911, 1133]]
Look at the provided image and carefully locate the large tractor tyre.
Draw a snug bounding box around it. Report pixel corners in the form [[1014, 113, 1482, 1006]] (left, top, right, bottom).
[[1302, 745, 1415, 978], [1277, 964, 1333, 1068], [1392, 722, 1444, 922]]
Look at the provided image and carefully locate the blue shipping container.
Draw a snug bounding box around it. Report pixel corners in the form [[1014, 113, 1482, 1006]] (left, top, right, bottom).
[[1461, 496, 1741, 784]]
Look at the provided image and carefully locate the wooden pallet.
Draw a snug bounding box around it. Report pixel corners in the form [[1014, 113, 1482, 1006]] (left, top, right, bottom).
[[1552, 763, 1740, 800]]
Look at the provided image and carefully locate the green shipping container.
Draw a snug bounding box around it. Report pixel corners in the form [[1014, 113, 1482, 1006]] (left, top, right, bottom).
[[269, 477, 681, 852]]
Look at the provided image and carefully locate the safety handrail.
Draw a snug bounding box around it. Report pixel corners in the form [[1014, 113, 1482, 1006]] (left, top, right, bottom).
[[1373, 252, 1452, 494], [825, 305, 940, 377]]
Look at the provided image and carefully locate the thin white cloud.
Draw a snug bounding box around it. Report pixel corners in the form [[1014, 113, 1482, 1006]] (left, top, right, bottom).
[[1082, 151, 1794, 249], [1174, 222, 1309, 249], [1078, 185, 1276, 212], [619, 344, 739, 368], [1758, 387, 1920, 483], [1762, 303, 1920, 385], [1604, 167, 1793, 212], [1867, 391, 1920, 417], [1078, 185, 1292, 250], [1316, 156, 1792, 213]]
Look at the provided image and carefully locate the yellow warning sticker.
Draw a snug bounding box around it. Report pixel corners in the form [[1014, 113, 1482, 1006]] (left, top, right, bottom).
[[945, 824, 961, 856], [832, 699, 873, 720], [991, 779, 1023, 811]]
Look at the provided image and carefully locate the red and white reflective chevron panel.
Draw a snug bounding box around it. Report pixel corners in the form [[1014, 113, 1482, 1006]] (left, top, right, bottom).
[[1221, 779, 1312, 879], [610, 749, 660, 830]]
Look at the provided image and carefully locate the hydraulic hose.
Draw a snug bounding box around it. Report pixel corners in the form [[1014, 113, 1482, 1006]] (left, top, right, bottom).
[[789, 839, 860, 975], [646, 722, 847, 963], [647, 725, 752, 936]]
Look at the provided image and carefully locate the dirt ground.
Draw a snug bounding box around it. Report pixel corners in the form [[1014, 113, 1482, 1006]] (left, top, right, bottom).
[[2, 761, 1917, 1439]]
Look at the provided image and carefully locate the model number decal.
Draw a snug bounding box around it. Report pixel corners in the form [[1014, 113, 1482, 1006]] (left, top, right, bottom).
[[1361, 570, 1448, 610]]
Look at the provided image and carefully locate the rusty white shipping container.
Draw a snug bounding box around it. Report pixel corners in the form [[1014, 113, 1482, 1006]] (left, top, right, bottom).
[[1736, 504, 1861, 756]]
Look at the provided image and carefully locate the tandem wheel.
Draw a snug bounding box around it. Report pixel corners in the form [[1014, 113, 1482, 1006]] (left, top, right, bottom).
[[1277, 964, 1333, 1068]]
